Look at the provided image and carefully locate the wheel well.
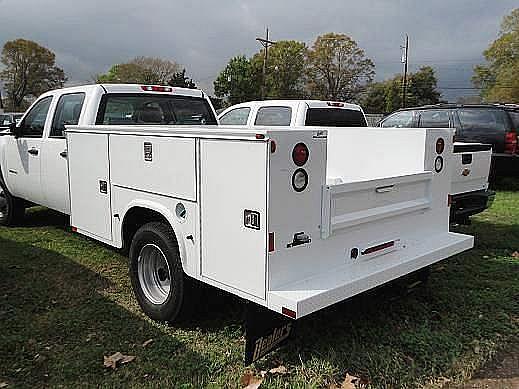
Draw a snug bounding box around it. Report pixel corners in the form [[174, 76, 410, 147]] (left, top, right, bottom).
[[122, 207, 171, 250]]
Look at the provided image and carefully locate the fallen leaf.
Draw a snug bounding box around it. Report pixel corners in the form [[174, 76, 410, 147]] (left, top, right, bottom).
[[103, 352, 136, 369], [269, 365, 288, 375], [0, 383, 8, 388], [511, 251, 519, 258], [241, 372, 263, 389], [142, 339, 153, 348], [332, 373, 359, 389]]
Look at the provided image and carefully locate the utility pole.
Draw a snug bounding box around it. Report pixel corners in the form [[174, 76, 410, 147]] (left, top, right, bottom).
[[256, 27, 276, 100], [400, 34, 409, 108], [0, 88, 3, 112]]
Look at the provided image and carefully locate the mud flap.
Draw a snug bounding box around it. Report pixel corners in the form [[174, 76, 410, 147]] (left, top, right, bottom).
[[244, 303, 295, 365]]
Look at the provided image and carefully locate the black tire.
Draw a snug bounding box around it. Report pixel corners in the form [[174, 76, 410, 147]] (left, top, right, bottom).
[[129, 222, 189, 323], [0, 184, 25, 226]]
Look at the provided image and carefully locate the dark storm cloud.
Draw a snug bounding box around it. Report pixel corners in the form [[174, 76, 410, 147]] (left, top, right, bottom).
[[0, 0, 516, 100]]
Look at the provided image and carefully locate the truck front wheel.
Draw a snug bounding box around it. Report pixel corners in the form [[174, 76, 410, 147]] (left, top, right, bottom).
[[0, 185, 25, 226], [129, 222, 187, 323]]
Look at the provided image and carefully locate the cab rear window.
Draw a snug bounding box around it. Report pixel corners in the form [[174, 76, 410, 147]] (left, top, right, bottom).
[[96, 94, 217, 125], [305, 108, 367, 127]]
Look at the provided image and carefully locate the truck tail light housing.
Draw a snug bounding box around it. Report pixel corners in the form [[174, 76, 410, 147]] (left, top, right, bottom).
[[504, 130, 518, 154], [292, 143, 309, 166], [140, 85, 173, 93]]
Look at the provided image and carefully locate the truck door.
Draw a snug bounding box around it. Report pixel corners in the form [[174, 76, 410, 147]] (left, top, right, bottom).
[[41, 92, 85, 214], [5, 96, 53, 204]]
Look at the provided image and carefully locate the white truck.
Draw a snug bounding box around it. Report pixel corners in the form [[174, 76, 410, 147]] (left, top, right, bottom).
[[0, 85, 474, 364], [220, 100, 494, 224]]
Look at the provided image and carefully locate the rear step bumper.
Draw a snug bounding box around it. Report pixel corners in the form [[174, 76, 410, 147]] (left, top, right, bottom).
[[268, 232, 473, 319], [450, 189, 495, 223]]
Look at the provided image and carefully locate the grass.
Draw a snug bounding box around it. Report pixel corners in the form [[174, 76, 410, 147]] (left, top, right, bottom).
[[0, 181, 518, 388]]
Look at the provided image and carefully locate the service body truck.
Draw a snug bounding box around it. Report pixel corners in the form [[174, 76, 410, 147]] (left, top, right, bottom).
[[221, 100, 494, 224], [0, 85, 474, 363]]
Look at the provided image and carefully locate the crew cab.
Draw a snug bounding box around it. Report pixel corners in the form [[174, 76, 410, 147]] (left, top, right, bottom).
[[218, 100, 367, 127], [379, 106, 495, 224], [0, 85, 474, 364]]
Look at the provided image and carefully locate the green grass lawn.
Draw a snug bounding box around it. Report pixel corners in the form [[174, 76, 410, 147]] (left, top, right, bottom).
[[0, 183, 518, 388]]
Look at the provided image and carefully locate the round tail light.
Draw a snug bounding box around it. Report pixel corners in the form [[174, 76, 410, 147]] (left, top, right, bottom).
[[292, 169, 309, 192], [292, 143, 309, 166], [436, 138, 445, 154]]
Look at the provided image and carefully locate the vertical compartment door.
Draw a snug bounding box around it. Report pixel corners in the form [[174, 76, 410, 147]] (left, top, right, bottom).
[[200, 140, 267, 299], [68, 133, 112, 241]]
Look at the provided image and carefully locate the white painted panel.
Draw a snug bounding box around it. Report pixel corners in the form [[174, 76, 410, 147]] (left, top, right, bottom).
[[200, 139, 267, 299], [451, 145, 491, 195], [109, 135, 196, 201], [68, 132, 112, 241]]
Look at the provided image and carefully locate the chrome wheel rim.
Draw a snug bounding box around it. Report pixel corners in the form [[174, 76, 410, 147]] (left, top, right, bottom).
[[137, 244, 171, 305], [0, 188, 7, 220]]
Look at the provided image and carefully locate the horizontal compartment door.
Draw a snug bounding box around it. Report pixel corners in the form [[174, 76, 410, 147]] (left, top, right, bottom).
[[451, 146, 491, 195], [321, 172, 432, 238]]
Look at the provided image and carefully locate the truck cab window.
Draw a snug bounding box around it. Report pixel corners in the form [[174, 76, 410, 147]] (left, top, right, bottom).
[[20, 96, 53, 138], [418, 110, 450, 128], [305, 108, 367, 127], [380, 111, 414, 128], [51, 93, 86, 137], [96, 94, 217, 126], [219, 107, 251, 125], [255, 106, 292, 126]]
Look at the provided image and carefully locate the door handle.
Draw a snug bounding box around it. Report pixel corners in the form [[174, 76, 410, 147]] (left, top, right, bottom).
[[28, 148, 39, 156], [60, 150, 68, 158]]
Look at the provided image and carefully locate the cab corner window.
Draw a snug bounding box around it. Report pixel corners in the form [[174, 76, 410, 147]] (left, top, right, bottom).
[[254, 106, 292, 126], [219, 107, 251, 125], [20, 96, 53, 138], [51, 93, 86, 137]]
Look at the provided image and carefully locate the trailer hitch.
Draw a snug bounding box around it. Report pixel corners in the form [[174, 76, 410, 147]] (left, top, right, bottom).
[[244, 303, 295, 365]]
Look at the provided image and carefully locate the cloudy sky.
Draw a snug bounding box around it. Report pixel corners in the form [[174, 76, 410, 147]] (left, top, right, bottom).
[[0, 0, 516, 101]]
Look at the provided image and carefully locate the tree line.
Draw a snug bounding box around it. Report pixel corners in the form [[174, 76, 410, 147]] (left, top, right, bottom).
[[1, 7, 517, 112]]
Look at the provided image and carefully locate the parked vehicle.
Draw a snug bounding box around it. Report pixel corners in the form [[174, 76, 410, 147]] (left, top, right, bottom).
[[0, 112, 24, 133], [0, 85, 474, 364], [378, 104, 519, 175], [218, 100, 367, 127], [379, 105, 497, 224]]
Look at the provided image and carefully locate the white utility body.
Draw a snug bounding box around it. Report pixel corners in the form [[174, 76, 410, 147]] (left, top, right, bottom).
[[65, 123, 473, 319]]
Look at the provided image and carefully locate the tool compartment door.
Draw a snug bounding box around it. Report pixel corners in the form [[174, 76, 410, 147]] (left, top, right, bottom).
[[67, 132, 112, 241], [200, 139, 267, 300]]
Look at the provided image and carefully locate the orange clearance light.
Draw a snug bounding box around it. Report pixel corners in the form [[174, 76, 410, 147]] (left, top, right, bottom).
[[270, 140, 277, 153], [268, 232, 275, 252], [256, 134, 265, 140]]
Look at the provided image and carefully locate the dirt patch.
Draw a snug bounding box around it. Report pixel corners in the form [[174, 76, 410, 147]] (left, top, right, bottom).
[[457, 340, 519, 389]]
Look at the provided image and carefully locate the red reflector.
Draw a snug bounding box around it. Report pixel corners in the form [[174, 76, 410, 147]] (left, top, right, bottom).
[[140, 85, 173, 93], [270, 140, 276, 153], [448, 194, 452, 207], [256, 134, 265, 139], [361, 240, 395, 256], [505, 131, 517, 154], [292, 143, 309, 166], [282, 307, 296, 319], [269, 232, 275, 252], [327, 101, 344, 107], [436, 138, 445, 154], [71, 226, 77, 232]]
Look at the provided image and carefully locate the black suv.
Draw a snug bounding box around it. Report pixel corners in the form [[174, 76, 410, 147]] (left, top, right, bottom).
[[378, 104, 519, 175]]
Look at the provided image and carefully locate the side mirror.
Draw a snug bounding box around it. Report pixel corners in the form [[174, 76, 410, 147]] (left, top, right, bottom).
[[9, 123, 22, 138]]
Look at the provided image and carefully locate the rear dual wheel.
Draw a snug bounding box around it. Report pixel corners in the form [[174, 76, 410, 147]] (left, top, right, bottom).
[[0, 185, 25, 226], [129, 222, 194, 323]]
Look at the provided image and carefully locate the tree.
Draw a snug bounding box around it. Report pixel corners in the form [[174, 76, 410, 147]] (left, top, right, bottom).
[[361, 66, 441, 113], [473, 8, 519, 102], [96, 56, 181, 85], [306, 33, 375, 101], [251, 40, 307, 99], [168, 69, 197, 89], [213, 55, 261, 105], [1, 38, 67, 110]]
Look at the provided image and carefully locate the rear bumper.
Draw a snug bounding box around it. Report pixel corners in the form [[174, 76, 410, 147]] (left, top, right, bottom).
[[268, 232, 473, 319], [450, 189, 495, 222]]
